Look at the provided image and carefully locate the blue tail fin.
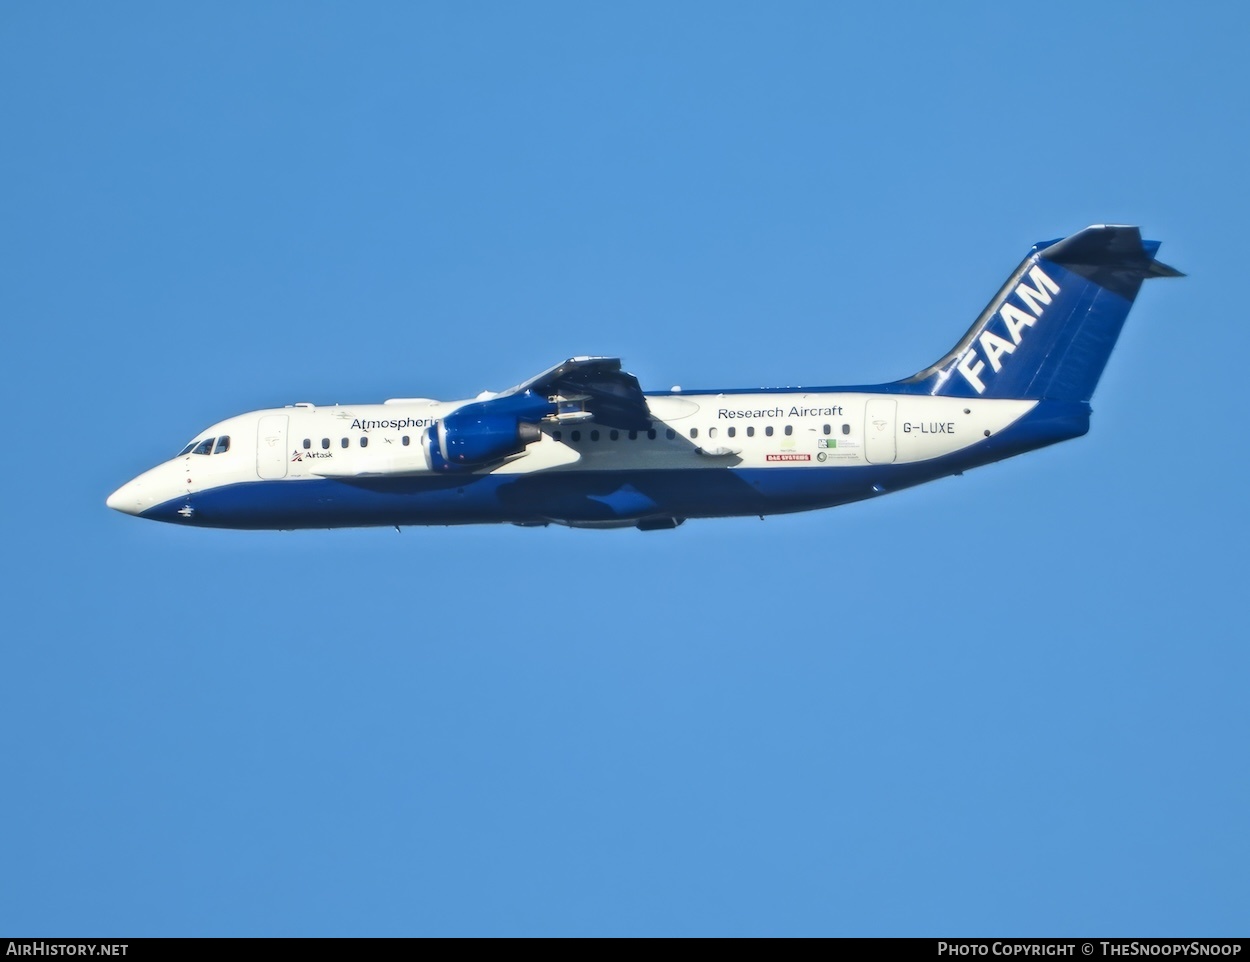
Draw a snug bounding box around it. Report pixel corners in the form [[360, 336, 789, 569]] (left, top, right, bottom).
[[904, 225, 1181, 401]]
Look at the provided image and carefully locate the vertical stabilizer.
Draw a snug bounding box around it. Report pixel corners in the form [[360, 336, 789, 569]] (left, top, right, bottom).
[[905, 225, 1181, 401]]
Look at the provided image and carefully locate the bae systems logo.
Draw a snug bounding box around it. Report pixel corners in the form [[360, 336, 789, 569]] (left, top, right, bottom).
[[956, 265, 1060, 394]]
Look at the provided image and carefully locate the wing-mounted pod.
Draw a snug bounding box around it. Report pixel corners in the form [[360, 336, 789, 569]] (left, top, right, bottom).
[[550, 394, 596, 424]]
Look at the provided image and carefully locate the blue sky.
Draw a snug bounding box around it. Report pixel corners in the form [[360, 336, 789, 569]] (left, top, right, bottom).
[[2, 1, 1247, 936]]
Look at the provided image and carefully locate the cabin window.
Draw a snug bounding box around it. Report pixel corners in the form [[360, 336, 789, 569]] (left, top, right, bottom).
[[341, 438, 349, 449], [303, 438, 311, 450], [177, 441, 197, 456], [321, 438, 330, 450], [842, 423, 851, 435], [590, 430, 600, 442], [727, 427, 736, 438], [553, 431, 562, 442], [647, 429, 657, 440], [708, 427, 718, 439], [571, 430, 581, 442], [690, 428, 699, 439], [192, 438, 215, 456], [823, 424, 831, 435], [610, 430, 619, 441], [765, 426, 774, 437], [213, 436, 230, 455], [746, 426, 755, 438], [666, 429, 676, 440], [402, 436, 410, 446], [360, 436, 368, 448], [784, 425, 793, 436], [628, 430, 638, 440]]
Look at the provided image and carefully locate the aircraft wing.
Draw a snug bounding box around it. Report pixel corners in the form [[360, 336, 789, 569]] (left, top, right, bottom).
[[505, 356, 652, 430]]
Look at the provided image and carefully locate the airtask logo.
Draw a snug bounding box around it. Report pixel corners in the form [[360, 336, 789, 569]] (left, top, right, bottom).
[[957, 265, 1060, 394], [350, 417, 435, 430]]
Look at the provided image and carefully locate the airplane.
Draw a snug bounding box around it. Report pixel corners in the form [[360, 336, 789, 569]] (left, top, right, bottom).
[[107, 225, 1180, 532]]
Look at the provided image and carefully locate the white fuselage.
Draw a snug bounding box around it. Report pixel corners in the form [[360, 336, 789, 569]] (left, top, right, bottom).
[[107, 391, 1037, 524]]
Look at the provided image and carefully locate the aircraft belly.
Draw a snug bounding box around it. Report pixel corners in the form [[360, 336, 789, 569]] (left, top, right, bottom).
[[146, 466, 900, 528]]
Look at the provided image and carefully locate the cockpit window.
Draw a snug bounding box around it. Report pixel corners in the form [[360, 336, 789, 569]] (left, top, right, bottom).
[[177, 441, 197, 457], [192, 438, 215, 456], [213, 436, 230, 455]]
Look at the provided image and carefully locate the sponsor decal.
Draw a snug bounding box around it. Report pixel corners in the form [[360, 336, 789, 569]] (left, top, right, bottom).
[[817, 438, 838, 448], [816, 451, 827, 462], [766, 453, 811, 462], [291, 450, 303, 462], [350, 417, 435, 430], [956, 264, 1060, 394], [718, 405, 845, 419]]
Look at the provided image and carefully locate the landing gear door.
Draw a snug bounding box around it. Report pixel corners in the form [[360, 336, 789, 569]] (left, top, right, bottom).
[[257, 415, 289, 480], [864, 399, 896, 464]]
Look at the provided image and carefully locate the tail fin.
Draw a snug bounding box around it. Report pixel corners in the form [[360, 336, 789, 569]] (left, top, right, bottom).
[[905, 225, 1182, 401]]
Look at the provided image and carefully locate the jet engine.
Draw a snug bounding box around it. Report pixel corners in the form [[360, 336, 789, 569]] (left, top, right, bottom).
[[427, 402, 543, 470]]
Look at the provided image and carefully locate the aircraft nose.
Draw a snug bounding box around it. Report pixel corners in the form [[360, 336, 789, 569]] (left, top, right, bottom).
[[106, 478, 143, 515]]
